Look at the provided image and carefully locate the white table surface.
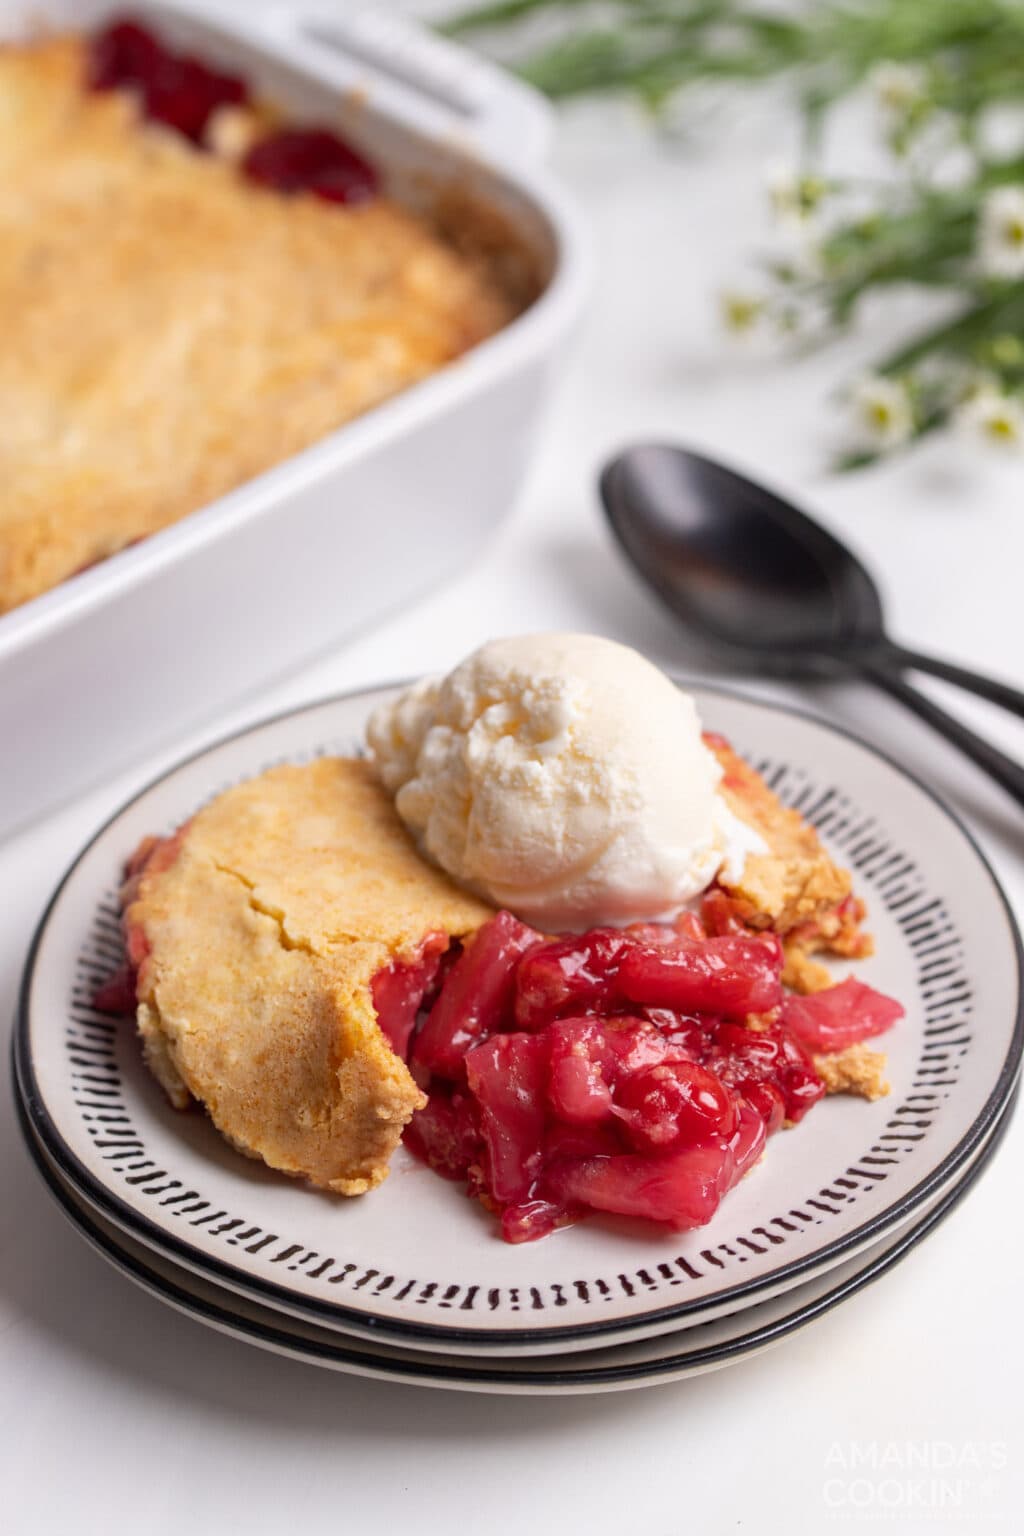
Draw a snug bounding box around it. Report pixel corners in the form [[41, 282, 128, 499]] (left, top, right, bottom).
[[2, 4, 1023, 1531]]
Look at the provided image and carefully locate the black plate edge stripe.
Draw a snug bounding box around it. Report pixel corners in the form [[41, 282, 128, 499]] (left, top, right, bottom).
[[14, 1081, 1017, 1389]]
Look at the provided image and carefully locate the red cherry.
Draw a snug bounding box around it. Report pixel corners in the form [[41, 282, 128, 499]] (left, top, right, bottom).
[[613, 1060, 739, 1152], [412, 911, 541, 1081], [370, 933, 448, 1060], [514, 928, 633, 1029], [87, 18, 160, 90], [783, 977, 904, 1054], [243, 129, 377, 204], [617, 933, 783, 1017]]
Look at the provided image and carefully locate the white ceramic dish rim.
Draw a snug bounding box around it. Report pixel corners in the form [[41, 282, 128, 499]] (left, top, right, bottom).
[[16, 1081, 1016, 1394], [15, 680, 1024, 1351], [0, 0, 588, 661]]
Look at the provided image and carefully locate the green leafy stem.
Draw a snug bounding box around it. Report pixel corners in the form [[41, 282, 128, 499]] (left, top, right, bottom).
[[443, 0, 1024, 462]]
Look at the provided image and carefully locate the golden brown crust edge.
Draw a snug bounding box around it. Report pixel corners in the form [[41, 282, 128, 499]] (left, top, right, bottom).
[[705, 734, 873, 993], [126, 758, 493, 1195]]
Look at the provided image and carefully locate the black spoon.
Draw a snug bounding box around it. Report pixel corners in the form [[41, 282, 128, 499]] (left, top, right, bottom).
[[600, 443, 1024, 809]]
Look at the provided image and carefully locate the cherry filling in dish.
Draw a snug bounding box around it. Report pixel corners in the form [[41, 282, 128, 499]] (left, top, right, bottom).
[[88, 16, 378, 201], [89, 17, 247, 141], [375, 911, 903, 1244]]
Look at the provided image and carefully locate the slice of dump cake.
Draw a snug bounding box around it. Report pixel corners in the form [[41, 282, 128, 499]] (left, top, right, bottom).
[[103, 759, 490, 1194]]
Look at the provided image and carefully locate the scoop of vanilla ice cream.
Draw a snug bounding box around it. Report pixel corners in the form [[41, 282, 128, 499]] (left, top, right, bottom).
[[367, 633, 764, 931]]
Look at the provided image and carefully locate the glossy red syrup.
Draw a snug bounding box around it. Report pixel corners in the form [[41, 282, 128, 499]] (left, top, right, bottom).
[[388, 911, 902, 1243]]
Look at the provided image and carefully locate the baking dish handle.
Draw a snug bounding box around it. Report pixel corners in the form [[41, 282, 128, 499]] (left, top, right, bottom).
[[248, 6, 555, 164]]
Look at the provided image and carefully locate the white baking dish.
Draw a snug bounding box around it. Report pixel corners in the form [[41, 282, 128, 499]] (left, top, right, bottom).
[[0, 0, 587, 838]]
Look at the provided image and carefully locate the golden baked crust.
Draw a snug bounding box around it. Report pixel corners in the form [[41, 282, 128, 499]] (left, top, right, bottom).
[[125, 758, 492, 1194], [0, 36, 518, 614], [705, 735, 873, 992]]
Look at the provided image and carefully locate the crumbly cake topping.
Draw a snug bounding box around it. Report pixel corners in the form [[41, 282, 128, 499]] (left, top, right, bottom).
[[0, 35, 517, 613], [814, 1043, 891, 1101], [708, 736, 852, 927], [705, 735, 873, 993]]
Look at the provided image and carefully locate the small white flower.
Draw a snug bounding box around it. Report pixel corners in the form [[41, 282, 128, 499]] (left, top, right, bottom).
[[870, 61, 928, 114], [849, 376, 915, 450], [765, 162, 826, 228], [955, 386, 1024, 448], [978, 186, 1024, 279]]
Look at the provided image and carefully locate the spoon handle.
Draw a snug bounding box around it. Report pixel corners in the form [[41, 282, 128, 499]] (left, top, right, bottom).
[[860, 661, 1024, 809], [883, 643, 1024, 721]]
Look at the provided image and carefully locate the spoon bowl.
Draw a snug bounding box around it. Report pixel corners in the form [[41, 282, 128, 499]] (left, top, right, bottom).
[[600, 443, 1024, 808], [601, 445, 882, 671]]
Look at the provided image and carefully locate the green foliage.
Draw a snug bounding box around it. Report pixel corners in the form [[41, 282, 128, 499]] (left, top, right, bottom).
[[444, 0, 1024, 460]]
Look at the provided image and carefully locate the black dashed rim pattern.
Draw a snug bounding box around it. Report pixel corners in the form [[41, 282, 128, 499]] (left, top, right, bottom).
[[14, 1078, 1017, 1390]]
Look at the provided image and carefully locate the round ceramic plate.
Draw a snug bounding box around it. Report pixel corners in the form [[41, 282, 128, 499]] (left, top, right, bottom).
[[15, 684, 1023, 1357], [16, 1079, 1015, 1394]]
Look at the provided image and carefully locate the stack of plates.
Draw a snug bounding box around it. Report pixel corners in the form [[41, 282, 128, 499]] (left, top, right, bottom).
[[13, 685, 1023, 1395]]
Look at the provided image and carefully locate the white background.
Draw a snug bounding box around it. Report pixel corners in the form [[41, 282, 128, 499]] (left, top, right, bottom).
[[2, 2, 1022, 1531]]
